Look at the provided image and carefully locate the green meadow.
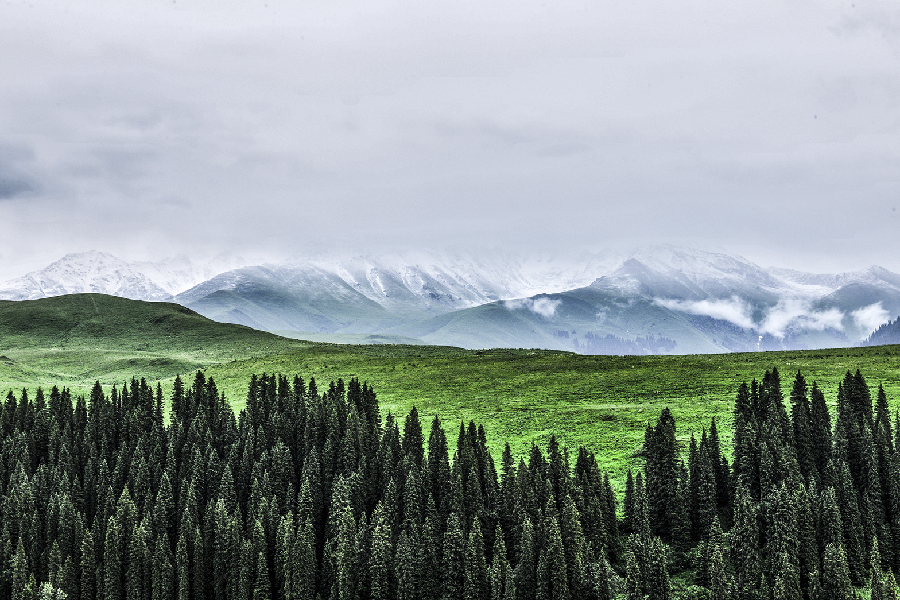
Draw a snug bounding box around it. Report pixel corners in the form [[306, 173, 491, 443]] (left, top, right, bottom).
[[3, 293, 900, 488]]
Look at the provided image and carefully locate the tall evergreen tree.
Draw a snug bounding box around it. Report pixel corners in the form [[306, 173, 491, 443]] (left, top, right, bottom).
[[644, 408, 679, 541]]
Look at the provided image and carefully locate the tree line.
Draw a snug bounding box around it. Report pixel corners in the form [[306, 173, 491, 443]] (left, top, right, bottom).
[[863, 317, 900, 347], [0, 367, 897, 600]]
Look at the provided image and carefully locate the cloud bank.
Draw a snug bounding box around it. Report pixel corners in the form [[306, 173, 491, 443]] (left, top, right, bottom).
[[504, 297, 562, 318], [2, 0, 900, 279], [655, 295, 862, 339], [852, 302, 890, 334], [654, 297, 755, 329]]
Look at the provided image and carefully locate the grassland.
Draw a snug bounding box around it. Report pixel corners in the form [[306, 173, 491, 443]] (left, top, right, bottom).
[[3, 293, 900, 490]]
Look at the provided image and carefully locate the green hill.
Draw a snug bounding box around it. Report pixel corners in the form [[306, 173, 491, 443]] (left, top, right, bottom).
[[3, 293, 900, 487], [0, 293, 308, 389]]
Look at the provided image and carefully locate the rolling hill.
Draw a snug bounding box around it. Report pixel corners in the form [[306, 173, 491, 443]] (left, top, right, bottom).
[[3, 293, 900, 484]]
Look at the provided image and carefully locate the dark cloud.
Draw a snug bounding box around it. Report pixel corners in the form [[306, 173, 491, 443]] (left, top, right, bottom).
[[0, 143, 37, 200], [0, 175, 33, 200]]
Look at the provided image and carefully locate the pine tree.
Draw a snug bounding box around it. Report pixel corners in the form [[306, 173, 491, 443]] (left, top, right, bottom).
[[370, 501, 395, 600], [513, 517, 536, 600], [820, 543, 853, 600], [292, 517, 317, 600], [464, 522, 489, 600], [644, 408, 678, 541], [443, 513, 466, 600]]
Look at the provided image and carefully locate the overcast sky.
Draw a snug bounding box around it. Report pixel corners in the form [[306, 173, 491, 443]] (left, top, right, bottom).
[[1, 0, 899, 280]]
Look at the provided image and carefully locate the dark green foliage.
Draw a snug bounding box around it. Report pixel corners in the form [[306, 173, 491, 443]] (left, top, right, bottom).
[[821, 543, 854, 600], [2, 366, 899, 600], [643, 408, 679, 541], [443, 512, 466, 600], [791, 371, 816, 481], [464, 522, 489, 600], [730, 484, 761, 600]]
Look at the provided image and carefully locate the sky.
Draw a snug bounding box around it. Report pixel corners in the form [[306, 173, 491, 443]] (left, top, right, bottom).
[[1, 0, 899, 281]]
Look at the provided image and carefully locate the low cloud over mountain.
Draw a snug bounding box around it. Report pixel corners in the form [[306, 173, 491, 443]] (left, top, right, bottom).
[[3, 246, 899, 354]]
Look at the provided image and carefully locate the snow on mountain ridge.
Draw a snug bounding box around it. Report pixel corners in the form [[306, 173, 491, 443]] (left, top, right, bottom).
[[5, 247, 900, 350], [0, 251, 172, 301], [0, 251, 251, 301]]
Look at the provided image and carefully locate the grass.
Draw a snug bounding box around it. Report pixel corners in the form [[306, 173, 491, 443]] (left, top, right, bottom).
[[3, 293, 900, 491]]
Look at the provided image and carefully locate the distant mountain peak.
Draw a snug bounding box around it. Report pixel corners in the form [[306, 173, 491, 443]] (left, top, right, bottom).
[[0, 252, 172, 302], [5, 247, 900, 355]]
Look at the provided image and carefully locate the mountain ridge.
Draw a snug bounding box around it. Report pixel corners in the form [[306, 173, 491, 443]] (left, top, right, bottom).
[[4, 246, 900, 354]]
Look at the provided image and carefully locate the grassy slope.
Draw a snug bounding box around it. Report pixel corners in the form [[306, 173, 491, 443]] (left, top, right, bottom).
[[3, 294, 900, 491], [0, 294, 308, 389]]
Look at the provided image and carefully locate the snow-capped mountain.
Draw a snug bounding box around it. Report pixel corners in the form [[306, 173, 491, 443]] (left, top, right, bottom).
[[171, 249, 624, 333], [0, 251, 249, 301], [0, 251, 173, 302], [377, 247, 900, 353], [4, 245, 900, 354]]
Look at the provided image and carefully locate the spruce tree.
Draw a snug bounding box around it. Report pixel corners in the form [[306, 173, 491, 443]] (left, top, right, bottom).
[[292, 517, 317, 600], [443, 513, 466, 600], [644, 408, 679, 540], [464, 522, 489, 600], [490, 524, 510, 600], [402, 407, 425, 470], [820, 543, 853, 600], [395, 529, 420, 600], [81, 530, 97, 600], [809, 382, 832, 479], [513, 517, 536, 600], [730, 484, 761, 600], [369, 501, 394, 600], [623, 547, 643, 600]]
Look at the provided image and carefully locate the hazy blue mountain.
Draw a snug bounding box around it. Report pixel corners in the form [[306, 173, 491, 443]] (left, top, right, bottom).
[[387, 250, 900, 353], [174, 251, 620, 334], [175, 265, 401, 333], [862, 316, 900, 346], [6, 246, 900, 354]]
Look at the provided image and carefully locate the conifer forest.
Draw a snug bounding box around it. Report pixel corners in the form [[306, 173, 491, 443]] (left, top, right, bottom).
[[1, 367, 899, 600]]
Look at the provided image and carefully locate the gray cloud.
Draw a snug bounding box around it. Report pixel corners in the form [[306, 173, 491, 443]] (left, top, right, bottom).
[[0, 0, 899, 279], [655, 296, 850, 340], [0, 143, 38, 200], [654, 297, 755, 330], [0, 176, 33, 200], [504, 297, 563, 318]]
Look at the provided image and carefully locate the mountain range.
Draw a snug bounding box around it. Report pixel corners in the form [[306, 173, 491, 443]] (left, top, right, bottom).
[[2, 246, 899, 354]]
